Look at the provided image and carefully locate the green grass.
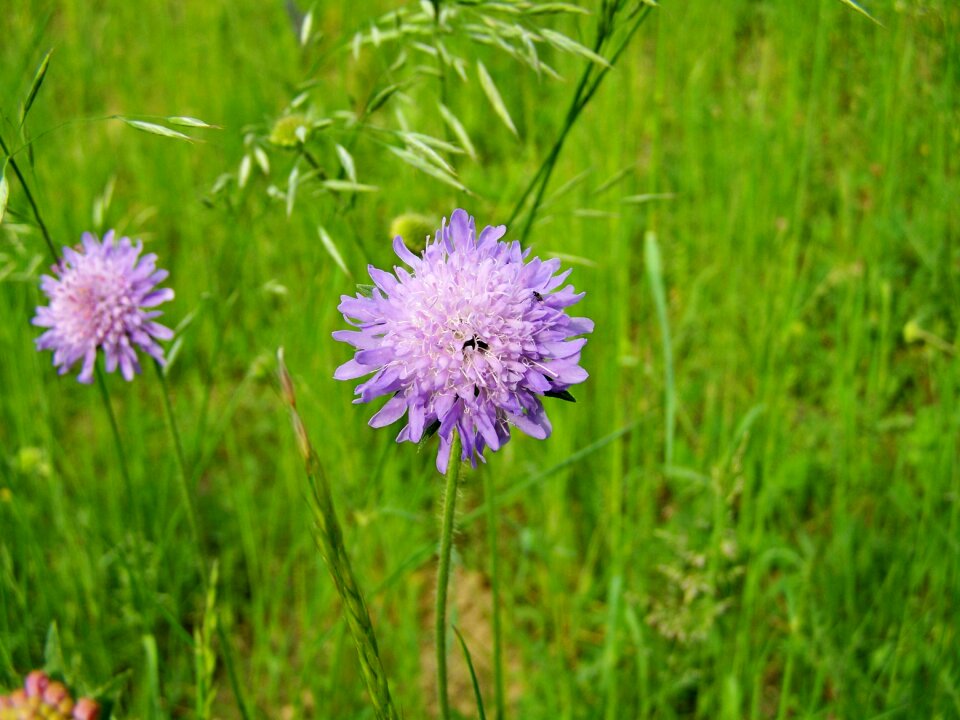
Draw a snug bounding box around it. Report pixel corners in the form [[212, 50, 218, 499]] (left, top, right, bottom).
[[1, 0, 958, 717]]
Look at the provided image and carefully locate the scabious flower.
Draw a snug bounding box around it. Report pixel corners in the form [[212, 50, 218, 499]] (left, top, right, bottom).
[[0, 670, 100, 720], [33, 230, 174, 384], [334, 208, 593, 472]]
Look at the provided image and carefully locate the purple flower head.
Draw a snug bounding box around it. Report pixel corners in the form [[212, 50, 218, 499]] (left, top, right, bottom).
[[33, 230, 174, 384], [334, 208, 593, 473]]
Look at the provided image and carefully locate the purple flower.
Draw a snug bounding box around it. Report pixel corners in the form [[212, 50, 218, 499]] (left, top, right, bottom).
[[33, 230, 174, 384], [334, 208, 593, 472]]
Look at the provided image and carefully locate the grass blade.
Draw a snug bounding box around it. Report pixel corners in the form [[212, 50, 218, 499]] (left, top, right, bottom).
[[277, 350, 399, 720], [453, 626, 487, 720], [19, 48, 53, 128], [143, 634, 162, 720], [621, 192, 675, 204], [836, 0, 882, 24], [321, 179, 378, 193], [317, 225, 352, 279], [644, 231, 675, 467], [43, 622, 64, 674], [477, 60, 518, 137], [0, 161, 9, 225]]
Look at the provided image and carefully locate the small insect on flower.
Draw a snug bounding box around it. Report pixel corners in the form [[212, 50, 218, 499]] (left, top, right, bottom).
[[33, 230, 175, 384], [333, 208, 593, 472]]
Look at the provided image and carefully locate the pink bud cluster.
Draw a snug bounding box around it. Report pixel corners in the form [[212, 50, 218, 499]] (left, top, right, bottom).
[[0, 671, 100, 720]]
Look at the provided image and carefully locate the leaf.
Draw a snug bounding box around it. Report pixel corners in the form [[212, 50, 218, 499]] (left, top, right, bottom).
[[167, 116, 219, 129], [540, 28, 611, 67], [87, 670, 133, 705], [143, 634, 162, 720], [317, 225, 352, 279], [836, 0, 882, 24], [0, 161, 9, 225], [453, 626, 487, 720], [335, 144, 357, 183], [644, 231, 675, 466], [591, 165, 634, 196], [164, 337, 184, 375], [120, 118, 193, 142], [545, 388, 576, 402], [321, 179, 378, 193], [438, 103, 477, 160], [44, 622, 65, 674], [477, 60, 518, 136], [19, 48, 53, 127], [621, 192, 676, 204]]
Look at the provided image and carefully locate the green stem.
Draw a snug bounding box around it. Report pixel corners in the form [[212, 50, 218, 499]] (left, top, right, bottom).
[[435, 431, 462, 720], [156, 364, 253, 719], [155, 362, 204, 576], [0, 132, 57, 261], [94, 366, 136, 521], [508, 5, 655, 241], [485, 469, 506, 720]]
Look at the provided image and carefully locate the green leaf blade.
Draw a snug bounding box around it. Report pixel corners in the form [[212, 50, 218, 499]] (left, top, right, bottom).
[[20, 48, 53, 128]]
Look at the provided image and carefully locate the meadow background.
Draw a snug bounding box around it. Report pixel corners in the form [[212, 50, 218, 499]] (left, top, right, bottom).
[[1, 0, 958, 718]]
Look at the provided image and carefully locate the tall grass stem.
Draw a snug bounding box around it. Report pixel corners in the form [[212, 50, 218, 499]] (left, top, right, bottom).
[[278, 350, 399, 720], [155, 361, 204, 574], [0, 132, 57, 261], [508, 6, 654, 241]]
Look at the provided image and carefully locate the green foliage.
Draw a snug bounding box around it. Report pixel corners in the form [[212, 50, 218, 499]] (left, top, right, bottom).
[[1, 0, 958, 718]]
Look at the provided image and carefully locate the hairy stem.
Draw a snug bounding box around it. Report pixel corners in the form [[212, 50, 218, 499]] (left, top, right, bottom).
[[435, 431, 462, 720]]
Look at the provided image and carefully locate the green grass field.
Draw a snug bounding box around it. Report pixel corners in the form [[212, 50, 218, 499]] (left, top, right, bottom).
[[1, 0, 958, 717]]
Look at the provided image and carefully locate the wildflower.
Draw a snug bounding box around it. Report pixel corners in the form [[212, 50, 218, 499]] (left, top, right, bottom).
[[0, 670, 100, 720], [334, 208, 593, 472], [33, 230, 174, 384]]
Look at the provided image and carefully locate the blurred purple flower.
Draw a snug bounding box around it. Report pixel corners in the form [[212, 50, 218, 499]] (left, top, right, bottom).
[[334, 208, 593, 472], [33, 230, 174, 384]]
